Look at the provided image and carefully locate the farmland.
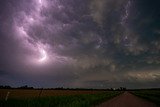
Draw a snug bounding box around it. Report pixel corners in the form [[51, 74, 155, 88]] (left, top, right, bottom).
[[132, 90, 160, 106], [0, 89, 122, 107], [0, 89, 107, 99]]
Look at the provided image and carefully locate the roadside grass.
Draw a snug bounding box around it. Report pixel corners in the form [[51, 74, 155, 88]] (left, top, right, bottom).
[[132, 90, 160, 106], [0, 91, 122, 107]]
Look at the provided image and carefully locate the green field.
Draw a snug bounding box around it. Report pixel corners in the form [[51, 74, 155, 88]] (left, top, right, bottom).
[[132, 90, 160, 106], [0, 90, 122, 107]]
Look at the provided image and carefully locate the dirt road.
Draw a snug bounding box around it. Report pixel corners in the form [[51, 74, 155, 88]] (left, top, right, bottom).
[[97, 92, 157, 107]]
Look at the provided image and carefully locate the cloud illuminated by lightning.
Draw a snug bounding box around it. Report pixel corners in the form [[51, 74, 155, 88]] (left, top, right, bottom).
[[39, 49, 47, 62]]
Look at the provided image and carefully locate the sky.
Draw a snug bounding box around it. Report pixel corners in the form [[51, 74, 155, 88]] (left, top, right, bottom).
[[0, 0, 160, 89]]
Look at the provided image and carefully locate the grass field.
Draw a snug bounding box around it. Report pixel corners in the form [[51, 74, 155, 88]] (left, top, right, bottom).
[[0, 89, 122, 107], [132, 90, 160, 106]]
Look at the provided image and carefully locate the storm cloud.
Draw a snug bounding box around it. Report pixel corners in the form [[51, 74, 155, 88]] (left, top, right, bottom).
[[0, 0, 160, 89]]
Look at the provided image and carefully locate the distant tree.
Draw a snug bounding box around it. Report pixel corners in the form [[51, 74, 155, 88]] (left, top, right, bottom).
[[18, 85, 33, 89], [119, 87, 126, 91], [55, 87, 64, 90], [0, 85, 3, 89], [110, 88, 113, 91], [0, 85, 12, 89]]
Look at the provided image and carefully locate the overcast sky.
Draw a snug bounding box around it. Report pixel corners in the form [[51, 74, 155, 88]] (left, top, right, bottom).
[[0, 0, 160, 89]]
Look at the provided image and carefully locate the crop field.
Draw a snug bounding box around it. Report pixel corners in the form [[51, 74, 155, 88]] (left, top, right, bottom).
[[0, 89, 122, 107], [132, 90, 160, 106], [0, 89, 107, 99]]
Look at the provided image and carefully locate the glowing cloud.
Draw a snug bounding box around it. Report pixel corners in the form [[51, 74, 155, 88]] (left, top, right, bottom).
[[39, 49, 47, 62], [37, 0, 48, 9]]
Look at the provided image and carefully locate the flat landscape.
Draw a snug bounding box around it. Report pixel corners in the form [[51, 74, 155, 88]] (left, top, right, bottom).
[[0, 89, 160, 107], [0, 89, 121, 107], [0, 89, 106, 99]]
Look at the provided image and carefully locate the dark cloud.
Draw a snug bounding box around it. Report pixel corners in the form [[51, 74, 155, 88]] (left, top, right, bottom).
[[0, 0, 160, 88]]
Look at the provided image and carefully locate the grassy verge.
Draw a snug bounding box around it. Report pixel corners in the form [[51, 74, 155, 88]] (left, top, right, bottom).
[[0, 91, 122, 107], [132, 90, 160, 106]]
